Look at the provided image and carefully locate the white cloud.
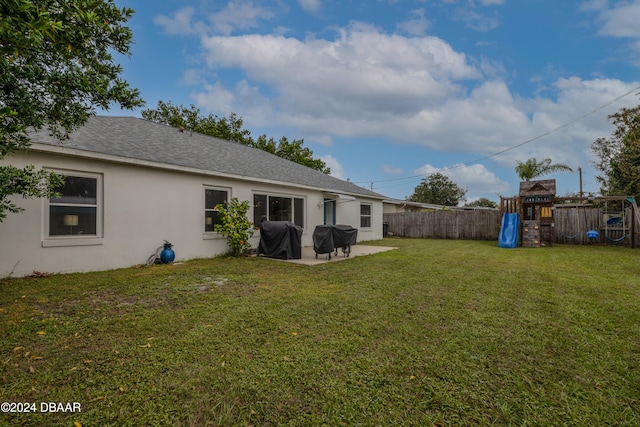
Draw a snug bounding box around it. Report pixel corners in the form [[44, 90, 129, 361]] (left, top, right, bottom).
[[449, 0, 504, 32], [154, 7, 198, 35], [579, 0, 608, 12], [413, 164, 441, 177], [440, 0, 503, 5], [177, 19, 638, 198], [154, 2, 274, 36], [413, 163, 511, 198], [382, 164, 405, 175], [198, 22, 481, 130], [453, 7, 501, 32], [397, 8, 431, 36], [554, 76, 589, 91], [299, 0, 322, 13], [193, 23, 637, 169], [181, 69, 205, 86], [191, 81, 237, 114], [596, 1, 640, 38], [521, 77, 639, 161], [209, 1, 275, 35], [320, 155, 345, 179], [402, 80, 530, 154], [191, 79, 274, 126]]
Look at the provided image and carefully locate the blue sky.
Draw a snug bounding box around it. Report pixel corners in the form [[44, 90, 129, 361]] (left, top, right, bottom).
[[107, 0, 640, 203]]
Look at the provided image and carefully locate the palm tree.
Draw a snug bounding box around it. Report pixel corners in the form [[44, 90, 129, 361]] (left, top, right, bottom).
[[515, 157, 573, 181]]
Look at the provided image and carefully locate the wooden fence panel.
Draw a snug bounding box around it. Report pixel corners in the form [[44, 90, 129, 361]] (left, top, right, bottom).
[[384, 210, 501, 240], [554, 207, 601, 245]]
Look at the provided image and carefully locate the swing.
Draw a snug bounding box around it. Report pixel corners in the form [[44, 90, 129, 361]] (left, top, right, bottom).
[[605, 234, 627, 242], [603, 200, 629, 243], [561, 207, 580, 239]]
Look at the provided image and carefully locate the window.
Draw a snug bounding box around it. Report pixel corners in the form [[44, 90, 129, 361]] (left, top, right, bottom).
[[360, 203, 372, 228], [254, 194, 305, 228], [269, 196, 292, 222], [48, 173, 101, 237], [204, 188, 228, 232]]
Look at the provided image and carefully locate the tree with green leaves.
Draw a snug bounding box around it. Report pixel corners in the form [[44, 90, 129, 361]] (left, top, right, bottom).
[[1, 0, 144, 221], [142, 101, 330, 174], [254, 135, 330, 174], [514, 157, 573, 181], [465, 198, 498, 208], [409, 172, 467, 206], [591, 102, 640, 196], [214, 198, 255, 257], [141, 101, 253, 145]]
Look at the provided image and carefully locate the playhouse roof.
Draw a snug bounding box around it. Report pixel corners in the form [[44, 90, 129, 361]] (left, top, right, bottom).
[[519, 179, 556, 196]]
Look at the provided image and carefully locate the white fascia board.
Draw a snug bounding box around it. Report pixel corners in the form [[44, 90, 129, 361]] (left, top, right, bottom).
[[324, 192, 357, 201]]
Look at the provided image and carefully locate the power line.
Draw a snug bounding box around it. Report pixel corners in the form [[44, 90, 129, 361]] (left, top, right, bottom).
[[354, 84, 640, 187]]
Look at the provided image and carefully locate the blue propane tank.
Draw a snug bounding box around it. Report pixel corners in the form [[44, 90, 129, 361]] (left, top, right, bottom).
[[160, 241, 175, 264]]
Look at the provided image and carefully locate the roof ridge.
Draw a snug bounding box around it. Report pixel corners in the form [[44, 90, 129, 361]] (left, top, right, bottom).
[[29, 116, 388, 199]]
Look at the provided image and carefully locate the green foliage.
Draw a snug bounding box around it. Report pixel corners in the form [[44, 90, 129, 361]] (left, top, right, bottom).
[[213, 198, 256, 256], [254, 134, 330, 173], [142, 101, 331, 174], [409, 172, 467, 206], [141, 101, 253, 145], [591, 102, 640, 196], [465, 197, 498, 208], [0, 165, 65, 221], [514, 157, 573, 181], [0, 0, 144, 221]]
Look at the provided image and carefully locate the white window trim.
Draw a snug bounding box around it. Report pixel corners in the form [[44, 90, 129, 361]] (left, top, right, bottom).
[[202, 185, 230, 240], [253, 192, 306, 230], [42, 169, 103, 247], [360, 202, 373, 229]]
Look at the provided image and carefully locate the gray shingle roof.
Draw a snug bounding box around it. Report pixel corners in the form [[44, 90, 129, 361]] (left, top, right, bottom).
[[29, 116, 386, 199]]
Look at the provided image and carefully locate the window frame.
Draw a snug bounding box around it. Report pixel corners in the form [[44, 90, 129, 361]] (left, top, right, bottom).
[[204, 187, 229, 230], [253, 192, 305, 229], [360, 203, 372, 229], [43, 170, 103, 247], [203, 186, 230, 239]]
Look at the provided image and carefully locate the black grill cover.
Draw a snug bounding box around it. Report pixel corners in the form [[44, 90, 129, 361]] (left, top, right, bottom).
[[313, 225, 334, 255], [313, 224, 358, 256], [257, 220, 302, 259], [331, 224, 358, 249]]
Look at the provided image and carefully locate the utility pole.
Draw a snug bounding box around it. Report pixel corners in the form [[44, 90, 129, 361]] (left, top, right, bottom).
[[579, 167, 583, 197]]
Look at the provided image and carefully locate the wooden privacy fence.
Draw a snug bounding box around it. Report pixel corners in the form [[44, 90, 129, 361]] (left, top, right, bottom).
[[383, 210, 501, 241], [384, 206, 640, 247]]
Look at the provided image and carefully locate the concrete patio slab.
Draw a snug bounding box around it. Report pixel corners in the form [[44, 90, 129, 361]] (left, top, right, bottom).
[[258, 245, 397, 265]]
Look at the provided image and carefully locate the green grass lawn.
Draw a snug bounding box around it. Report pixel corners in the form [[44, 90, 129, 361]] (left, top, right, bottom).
[[1, 238, 639, 426]]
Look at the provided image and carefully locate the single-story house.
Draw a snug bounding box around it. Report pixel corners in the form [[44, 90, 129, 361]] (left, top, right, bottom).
[[0, 116, 387, 277]]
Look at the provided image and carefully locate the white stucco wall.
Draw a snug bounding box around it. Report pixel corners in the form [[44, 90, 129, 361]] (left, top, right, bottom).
[[333, 197, 382, 241], [1, 151, 383, 277]]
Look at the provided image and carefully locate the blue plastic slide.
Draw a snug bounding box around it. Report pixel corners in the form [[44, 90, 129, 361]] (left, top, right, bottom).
[[498, 213, 519, 248]]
